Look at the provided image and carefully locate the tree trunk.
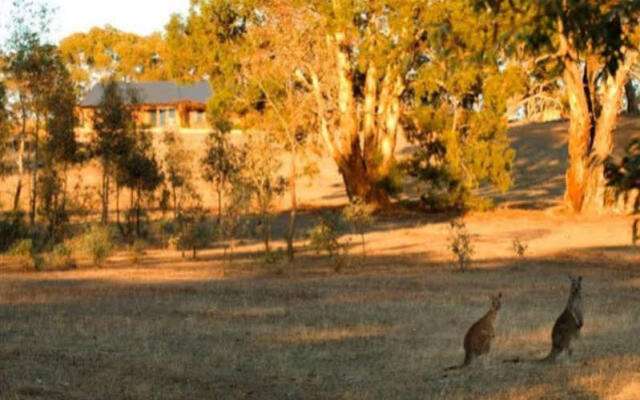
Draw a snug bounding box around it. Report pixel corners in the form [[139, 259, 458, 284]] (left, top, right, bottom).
[[263, 212, 271, 254], [13, 99, 27, 215], [136, 185, 142, 237], [564, 61, 593, 212], [286, 150, 297, 262], [101, 162, 110, 224], [29, 113, 40, 225], [172, 184, 178, 220], [625, 80, 639, 115], [564, 51, 637, 213], [217, 186, 223, 222], [339, 153, 391, 208], [306, 34, 402, 210]]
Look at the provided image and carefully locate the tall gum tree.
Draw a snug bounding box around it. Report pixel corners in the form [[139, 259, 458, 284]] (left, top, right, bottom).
[[294, 0, 422, 208], [479, 0, 640, 214]]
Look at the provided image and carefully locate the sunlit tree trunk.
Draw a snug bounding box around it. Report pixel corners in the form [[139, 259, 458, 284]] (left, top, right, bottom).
[[307, 33, 404, 209], [564, 50, 637, 213], [13, 98, 27, 214], [29, 112, 40, 225], [101, 162, 110, 224]]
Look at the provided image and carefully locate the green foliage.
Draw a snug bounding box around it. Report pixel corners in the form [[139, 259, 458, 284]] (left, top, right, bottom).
[[80, 225, 114, 266], [178, 218, 217, 259], [0, 214, 29, 252], [59, 27, 169, 90], [342, 198, 375, 259], [606, 138, 640, 245], [606, 139, 640, 201], [240, 131, 286, 253], [308, 212, 352, 272], [220, 182, 252, 261], [403, 2, 524, 211], [9, 239, 44, 270], [448, 219, 474, 271], [201, 130, 243, 216], [263, 248, 285, 265], [162, 131, 196, 220], [48, 242, 76, 270]]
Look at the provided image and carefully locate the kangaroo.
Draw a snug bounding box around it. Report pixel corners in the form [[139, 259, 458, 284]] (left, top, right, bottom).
[[541, 275, 584, 362], [445, 293, 502, 371], [505, 275, 584, 364]]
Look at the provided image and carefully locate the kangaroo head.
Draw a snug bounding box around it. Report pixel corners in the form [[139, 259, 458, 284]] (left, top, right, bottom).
[[568, 275, 583, 297], [490, 292, 502, 311]]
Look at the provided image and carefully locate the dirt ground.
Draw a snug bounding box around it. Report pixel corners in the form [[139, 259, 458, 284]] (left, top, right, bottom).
[[1, 119, 640, 399]]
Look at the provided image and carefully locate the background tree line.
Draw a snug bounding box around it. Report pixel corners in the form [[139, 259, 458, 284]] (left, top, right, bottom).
[[1, 0, 640, 268]]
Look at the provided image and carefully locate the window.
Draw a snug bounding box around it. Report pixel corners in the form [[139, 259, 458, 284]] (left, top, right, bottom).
[[168, 108, 176, 126], [159, 109, 167, 126], [149, 110, 157, 126]]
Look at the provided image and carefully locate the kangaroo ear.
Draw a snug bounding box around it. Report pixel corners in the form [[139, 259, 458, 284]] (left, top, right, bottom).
[[498, 292, 503, 299], [578, 276, 583, 283]]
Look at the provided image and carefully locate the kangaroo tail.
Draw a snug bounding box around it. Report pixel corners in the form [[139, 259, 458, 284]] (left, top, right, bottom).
[[538, 346, 560, 363], [443, 364, 464, 371]]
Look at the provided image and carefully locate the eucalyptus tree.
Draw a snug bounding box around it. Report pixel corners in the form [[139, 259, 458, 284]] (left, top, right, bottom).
[[167, 0, 520, 211], [477, 0, 640, 213]]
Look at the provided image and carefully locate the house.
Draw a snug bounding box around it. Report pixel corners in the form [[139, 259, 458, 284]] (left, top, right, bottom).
[[76, 81, 213, 136]]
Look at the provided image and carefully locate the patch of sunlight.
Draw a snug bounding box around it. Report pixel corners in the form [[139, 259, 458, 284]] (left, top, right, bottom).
[[206, 306, 286, 319], [269, 325, 387, 345], [609, 380, 640, 400], [572, 366, 639, 399], [475, 384, 549, 400]]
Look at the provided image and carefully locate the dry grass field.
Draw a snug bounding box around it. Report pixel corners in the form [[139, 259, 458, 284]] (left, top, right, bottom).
[[1, 119, 640, 399]]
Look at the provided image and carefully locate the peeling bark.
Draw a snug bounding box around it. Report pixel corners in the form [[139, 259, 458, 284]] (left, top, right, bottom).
[[307, 33, 404, 209], [564, 50, 638, 213]]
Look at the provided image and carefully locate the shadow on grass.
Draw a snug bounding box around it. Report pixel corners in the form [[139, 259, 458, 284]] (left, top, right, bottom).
[[1, 245, 639, 399]]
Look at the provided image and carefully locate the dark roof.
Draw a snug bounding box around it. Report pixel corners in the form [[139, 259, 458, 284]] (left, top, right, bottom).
[[80, 81, 212, 107]]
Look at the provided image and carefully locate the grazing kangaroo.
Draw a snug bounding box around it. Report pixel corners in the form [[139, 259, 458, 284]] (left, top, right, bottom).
[[541, 275, 584, 362], [445, 293, 502, 371]]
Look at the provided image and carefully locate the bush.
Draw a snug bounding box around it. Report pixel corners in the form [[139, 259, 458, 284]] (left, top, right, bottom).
[[512, 237, 528, 258], [342, 197, 375, 259], [448, 219, 474, 271], [178, 218, 216, 259], [264, 247, 285, 265], [9, 239, 45, 271], [48, 242, 77, 270], [128, 240, 147, 265], [81, 225, 114, 266], [308, 212, 352, 272], [0, 213, 28, 252]]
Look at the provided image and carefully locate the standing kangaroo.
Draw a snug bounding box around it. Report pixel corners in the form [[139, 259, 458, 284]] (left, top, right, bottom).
[[542, 275, 584, 362], [445, 293, 502, 371]]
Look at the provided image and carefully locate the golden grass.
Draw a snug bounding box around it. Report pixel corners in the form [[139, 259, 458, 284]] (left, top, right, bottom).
[[2, 246, 639, 399]]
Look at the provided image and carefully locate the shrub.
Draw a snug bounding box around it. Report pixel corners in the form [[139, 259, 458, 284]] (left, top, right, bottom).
[[10, 239, 36, 269], [0, 213, 28, 252], [264, 247, 285, 265], [81, 225, 114, 266], [129, 240, 147, 265], [512, 237, 528, 258], [179, 218, 216, 259], [308, 212, 352, 272], [48, 242, 77, 270], [448, 219, 474, 271], [342, 197, 375, 259]]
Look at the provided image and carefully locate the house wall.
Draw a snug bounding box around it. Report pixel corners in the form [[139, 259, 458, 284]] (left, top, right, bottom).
[[75, 102, 211, 141]]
